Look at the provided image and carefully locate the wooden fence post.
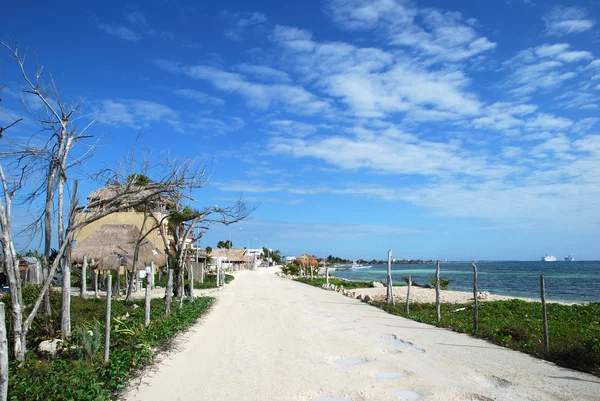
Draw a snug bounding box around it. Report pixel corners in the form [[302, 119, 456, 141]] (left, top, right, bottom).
[[405, 275, 411, 314], [472, 262, 479, 332], [541, 274, 550, 354], [93, 267, 99, 299], [145, 269, 152, 327], [104, 275, 112, 363], [326, 267, 329, 286], [81, 254, 88, 297], [165, 269, 173, 316], [189, 263, 194, 302], [0, 303, 8, 401], [435, 260, 441, 324], [386, 250, 394, 305]]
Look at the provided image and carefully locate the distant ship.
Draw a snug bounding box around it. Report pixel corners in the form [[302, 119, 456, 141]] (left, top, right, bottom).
[[541, 255, 557, 262], [351, 261, 371, 270], [564, 255, 575, 262]]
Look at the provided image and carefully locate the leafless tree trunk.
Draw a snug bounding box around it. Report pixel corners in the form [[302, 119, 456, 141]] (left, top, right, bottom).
[[0, 302, 8, 401], [104, 274, 112, 363], [60, 242, 72, 338]]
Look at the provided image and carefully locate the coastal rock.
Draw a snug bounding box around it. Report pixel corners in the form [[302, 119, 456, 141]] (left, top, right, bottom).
[[356, 293, 362, 299], [373, 281, 384, 288], [38, 339, 63, 356], [363, 295, 373, 303]]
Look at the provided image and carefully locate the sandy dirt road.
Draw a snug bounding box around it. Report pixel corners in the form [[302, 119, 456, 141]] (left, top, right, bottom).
[[124, 267, 599, 401]]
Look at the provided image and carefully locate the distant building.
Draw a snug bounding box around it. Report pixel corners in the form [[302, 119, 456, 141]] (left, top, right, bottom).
[[284, 256, 296, 264]]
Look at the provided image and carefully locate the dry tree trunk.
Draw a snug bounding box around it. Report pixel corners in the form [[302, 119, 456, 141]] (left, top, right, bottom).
[[60, 242, 72, 339], [0, 302, 7, 401]]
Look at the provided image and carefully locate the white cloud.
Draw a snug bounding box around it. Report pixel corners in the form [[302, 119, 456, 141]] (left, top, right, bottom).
[[97, 24, 141, 41], [173, 89, 225, 106], [505, 43, 592, 95], [325, 0, 496, 62], [524, 113, 573, 131], [155, 60, 332, 115], [98, 99, 179, 127], [236, 64, 292, 83], [221, 11, 267, 40], [97, 10, 174, 42], [543, 6, 595, 36]]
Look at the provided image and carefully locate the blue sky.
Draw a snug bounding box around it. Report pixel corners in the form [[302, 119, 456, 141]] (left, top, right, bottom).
[[2, 0, 600, 261]]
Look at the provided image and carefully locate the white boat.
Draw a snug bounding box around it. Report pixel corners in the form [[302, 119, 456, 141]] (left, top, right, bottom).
[[541, 254, 557, 262], [564, 255, 575, 262], [351, 261, 371, 270]]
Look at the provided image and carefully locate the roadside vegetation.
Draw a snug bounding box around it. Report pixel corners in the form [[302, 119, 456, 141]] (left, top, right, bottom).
[[3, 285, 213, 400], [294, 277, 375, 289], [374, 299, 600, 376], [154, 273, 234, 290]]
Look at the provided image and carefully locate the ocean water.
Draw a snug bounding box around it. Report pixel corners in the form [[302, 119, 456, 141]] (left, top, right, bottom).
[[330, 261, 600, 303]]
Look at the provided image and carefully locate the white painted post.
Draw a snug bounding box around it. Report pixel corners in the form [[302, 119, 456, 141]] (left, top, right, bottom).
[[386, 250, 394, 305], [405, 275, 411, 314], [145, 269, 152, 327], [326, 267, 329, 286], [165, 269, 173, 316], [94, 268, 99, 299], [435, 260, 441, 324], [81, 254, 88, 297], [541, 274, 550, 354], [473, 263, 479, 332], [200, 262, 204, 283], [104, 275, 112, 363], [189, 263, 194, 302], [0, 303, 8, 401]]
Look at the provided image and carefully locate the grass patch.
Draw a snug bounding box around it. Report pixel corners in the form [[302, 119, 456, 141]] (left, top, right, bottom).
[[374, 299, 600, 376], [154, 273, 234, 290], [294, 277, 375, 289], [5, 288, 214, 401]]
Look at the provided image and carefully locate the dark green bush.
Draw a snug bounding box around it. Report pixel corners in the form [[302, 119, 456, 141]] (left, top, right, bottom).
[[8, 296, 214, 400]]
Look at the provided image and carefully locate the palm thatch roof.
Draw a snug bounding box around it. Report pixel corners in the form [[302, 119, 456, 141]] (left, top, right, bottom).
[[210, 248, 247, 263], [294, 254, 319, 267], [72, 224, 165, 269]]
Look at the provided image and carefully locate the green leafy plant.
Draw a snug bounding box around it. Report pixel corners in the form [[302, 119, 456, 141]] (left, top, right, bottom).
[[428, 275, 453, 290], [75, 320, 102, 359]]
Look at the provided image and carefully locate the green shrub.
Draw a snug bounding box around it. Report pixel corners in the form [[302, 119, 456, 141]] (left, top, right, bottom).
[[8, 296, 214, 400], [428, 275, 453, 290]]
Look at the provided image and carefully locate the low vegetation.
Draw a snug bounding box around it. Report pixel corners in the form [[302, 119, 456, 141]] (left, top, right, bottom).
[[3, 285, 214, 400], [294, 277, 375, 289], [374, 299, 600, 376], [154, 273, 234, 289]]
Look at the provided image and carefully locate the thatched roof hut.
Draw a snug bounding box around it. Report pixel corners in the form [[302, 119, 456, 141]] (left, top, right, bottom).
[[72, 224, 165, 269], [294, 254, 319, 267], [210, 248, 247, 263]]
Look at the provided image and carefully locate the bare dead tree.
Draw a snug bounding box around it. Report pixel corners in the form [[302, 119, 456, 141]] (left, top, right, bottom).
[[1, 41, 97, 323]]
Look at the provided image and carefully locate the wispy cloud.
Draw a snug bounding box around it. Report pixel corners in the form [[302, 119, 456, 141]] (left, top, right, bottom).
[[220, 11, 267, 41], [325, 0, 496, 62], [155, 60, 332, 115], [97, 9, 174, 42], [543, 6, 595, 36], [173, 89, 225, 106], [97, 24, 141, 41]]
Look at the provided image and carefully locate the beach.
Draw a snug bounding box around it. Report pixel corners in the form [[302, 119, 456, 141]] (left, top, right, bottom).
[[124, 266, 599, 401]]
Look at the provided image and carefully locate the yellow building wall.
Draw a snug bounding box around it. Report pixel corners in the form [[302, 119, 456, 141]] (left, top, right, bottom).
[[74, 211, 168, 252]]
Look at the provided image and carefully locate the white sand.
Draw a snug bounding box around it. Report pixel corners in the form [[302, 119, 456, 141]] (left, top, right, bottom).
[[124, 267, 599, 401]]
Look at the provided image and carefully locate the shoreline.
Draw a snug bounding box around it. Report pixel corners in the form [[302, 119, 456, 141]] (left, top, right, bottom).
[[316, 274, 582, 305]]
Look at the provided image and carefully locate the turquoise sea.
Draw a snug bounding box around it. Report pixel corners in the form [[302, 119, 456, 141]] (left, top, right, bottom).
[[330, 261, 600, 303]]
